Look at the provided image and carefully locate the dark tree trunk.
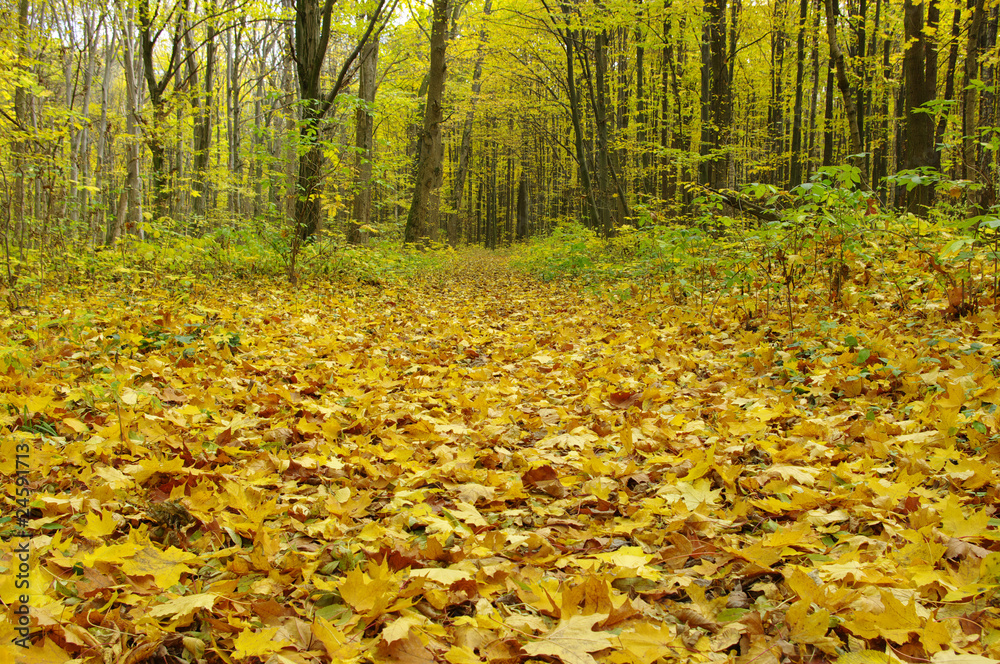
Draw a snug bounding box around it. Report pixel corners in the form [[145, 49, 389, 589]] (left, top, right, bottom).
[[963, 0, 986, 182], [138, 0, 185, 219], [701, 0, 731, 189], [807, 0, 821, 172], [516, 177, 529, 240], [555, 2, 600, 229], [187, 5, 215, 222], [789, 0, 808, 186], [449, 0, 491, 246], [770, 0, 786, 185], [13, 0, 31, 239], [976, 6, 997, 210], [855, 0, 867, 164], [823, 0, 863, 158], [822, 64, 835, 166], [635, 20, 651, 199], [293, 0, 389, 243], [903, 0, 939, 212], [935, 8, 962, 172], [872, 0, 891, 199], [594, 30, 612, 233], [405, 0, 449, 245]]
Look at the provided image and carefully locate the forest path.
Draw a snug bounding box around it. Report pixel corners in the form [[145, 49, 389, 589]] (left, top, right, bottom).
[[6, 255, 995, 662]]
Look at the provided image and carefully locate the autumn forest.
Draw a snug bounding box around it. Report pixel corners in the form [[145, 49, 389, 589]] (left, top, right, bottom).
[[3, 0, 1000, 662], [5, 0, 999, 251]]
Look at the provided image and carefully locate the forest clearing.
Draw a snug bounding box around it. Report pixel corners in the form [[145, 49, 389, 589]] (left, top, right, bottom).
[[2, 246, 1000, 663]]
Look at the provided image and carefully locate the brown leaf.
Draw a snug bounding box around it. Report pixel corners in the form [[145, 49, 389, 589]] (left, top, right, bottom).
[[522, 465, 568, 498], [608, 391, 642, 409]]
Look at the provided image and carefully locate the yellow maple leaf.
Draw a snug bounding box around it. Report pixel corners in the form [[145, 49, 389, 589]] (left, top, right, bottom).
[[80, 510, 118, 539], [120, 546, 198, 588], [616, 622, 677, 664], [409, 567, 474, 585], [312, 616, 362, 660], [931, 651, 1000, 664], [523, 613, 613, 664], [382, 615, 423, 645], [148, 593, 217, 621], [444, 645, 481, 664], [939, 495, 991, 539], [785, 600, 840, 654], [232, 626, 291, 659], [339, 560, 398, 616], [835, 651, 893, 664], [841, 591, 924, 644], [80, 542, 141, 566]]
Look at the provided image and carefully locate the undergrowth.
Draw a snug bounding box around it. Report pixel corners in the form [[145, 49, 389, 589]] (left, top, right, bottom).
[[2, 226, 455, 313], [512, 167, 1000, 331]]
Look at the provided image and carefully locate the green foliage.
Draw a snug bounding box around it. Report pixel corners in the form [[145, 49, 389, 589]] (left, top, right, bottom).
[[513, 165, 1000, 328], [511, 221, 600, 281]]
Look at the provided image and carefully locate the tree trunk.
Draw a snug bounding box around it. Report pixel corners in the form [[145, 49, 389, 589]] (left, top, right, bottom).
[[111, 0, 144, 245], [516, 176, 529, 240], [903, 0, 939, 212], [555, 2, 600, 229], [635, 19, 650, 199], [448, 0, 492, 246], [138, 0, 184, 219], [404, 0, 449, 245], [188, 3, 216, 222], [806, 0, 821, 170], [823, 0, 863, 159], [293, 0, 389, 244], [822, 63, 834, 167], [96, 28, 117, 243], [769, 0, 786, 185], [963, 0, 986, 182], [13, 0, 31, 244], [872, 0, 891, 199], [702, 0, 730, 190], [855, 0, 868, 167], [594, 29, 612, 233], [935, 8, 961, 172], [789, 0, 808, 186], [348, 36, 378, 245]]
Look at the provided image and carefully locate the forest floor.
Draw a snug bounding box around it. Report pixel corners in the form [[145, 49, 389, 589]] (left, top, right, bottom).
[[2, 252, 1000, 664]]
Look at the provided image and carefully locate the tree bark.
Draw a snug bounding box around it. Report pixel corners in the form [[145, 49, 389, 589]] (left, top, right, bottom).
[[702, 0, 731, 190], [348, 36, 378, 245], [769, 0, 786, 185], [963, 0, 986, 182], [187, 2, 216, 222], [789, 0, 808, 186], [516, 176, 529, 240], [935, 8, 961, 171], [547, 0, 600, 229], [138, 0, 186, 219], [293, 0, 389, 242], [449, 0, 492, 246], [903, 0, 939, 212], [823, 0, 863, 159], [635, 17, 650, 198], [404, 0, 449, 245], [13, 0, 32, 242]]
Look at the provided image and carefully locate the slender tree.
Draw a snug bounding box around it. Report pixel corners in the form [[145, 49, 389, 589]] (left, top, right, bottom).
[[348, 33, 378, 244], [293, 0, 392, 242]]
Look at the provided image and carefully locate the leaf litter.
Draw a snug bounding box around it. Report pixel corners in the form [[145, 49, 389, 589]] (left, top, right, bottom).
[[1, 255, 999, 664]]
